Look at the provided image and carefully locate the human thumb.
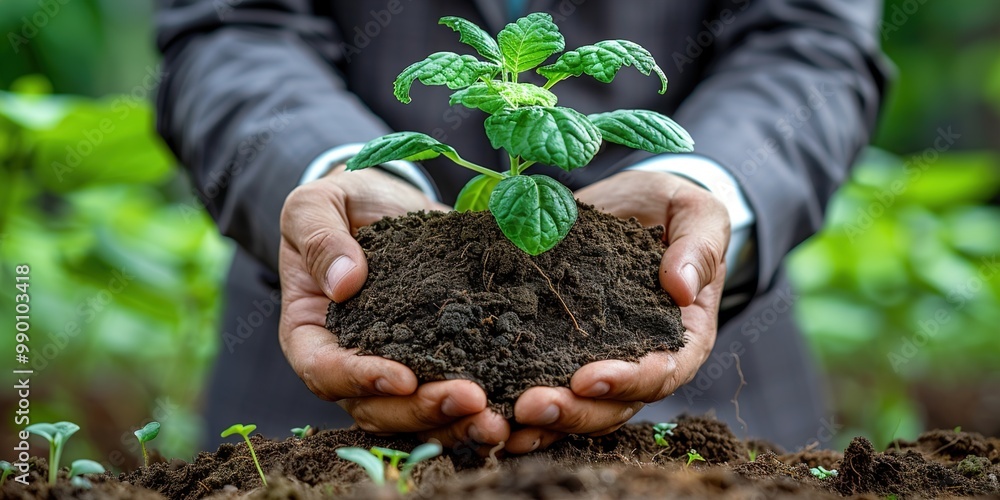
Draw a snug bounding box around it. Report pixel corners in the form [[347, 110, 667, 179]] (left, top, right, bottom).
[[280, 184, 369, 303]]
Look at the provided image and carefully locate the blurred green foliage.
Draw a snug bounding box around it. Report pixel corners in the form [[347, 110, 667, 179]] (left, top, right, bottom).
[[0, 0, 997, 465], [0, 1, 231, 467], [789, 0, 1000, 449]]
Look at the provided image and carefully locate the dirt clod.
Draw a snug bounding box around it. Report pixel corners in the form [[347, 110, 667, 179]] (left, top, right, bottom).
[[326, 205, 685, 416]]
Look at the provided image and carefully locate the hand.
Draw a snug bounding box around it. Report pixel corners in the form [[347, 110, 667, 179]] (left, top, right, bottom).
[[278, 166, 509, 448], [505, 170, 730, 453]]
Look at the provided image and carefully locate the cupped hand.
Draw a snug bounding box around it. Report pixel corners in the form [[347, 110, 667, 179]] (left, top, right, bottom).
[[505, 170, 731, 453], [278, 165, 510, 449]]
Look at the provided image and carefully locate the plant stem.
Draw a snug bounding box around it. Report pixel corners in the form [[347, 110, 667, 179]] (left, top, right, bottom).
[[442, 152, 505, 180], [242, 435, 267, 486], [516, 161, 536, 175], [509, 154, 520, 176], [49, 443, 57, 484], [141, 442, 149, 468]]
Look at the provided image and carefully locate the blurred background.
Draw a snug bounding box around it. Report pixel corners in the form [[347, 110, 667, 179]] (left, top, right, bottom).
[[0, 0, 998, 469]]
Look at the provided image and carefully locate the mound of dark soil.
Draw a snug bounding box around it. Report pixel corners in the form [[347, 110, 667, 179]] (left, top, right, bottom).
[[326, 205, 685, 416], [6, 415, 999, 499]]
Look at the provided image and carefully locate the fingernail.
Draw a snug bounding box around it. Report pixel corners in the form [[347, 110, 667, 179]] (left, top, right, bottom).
[[326, 255, 357, 296], [467, 425, 484, 443], [529, 439, 540, 452], [581, 381, 610, 398], [374, 378, 396, 394], [681, 264, 700, 298], [536, 405, 560, 425], [441, 396, 462, 417]]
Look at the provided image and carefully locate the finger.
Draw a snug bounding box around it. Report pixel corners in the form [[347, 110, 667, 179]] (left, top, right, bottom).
[[417, 409, 510, 450], [280, 322, 417, 400], [572, 265, 725, 401], [505, 427, 567, 454], [660, 184, 730, 306], [514, 387, 643, 435], [281, 183, 368, 302], [342, 380, 487, 433]]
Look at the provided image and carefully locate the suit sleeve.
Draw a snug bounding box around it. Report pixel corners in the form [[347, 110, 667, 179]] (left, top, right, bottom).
[[155, 0, 393, 272], [671, 0, 890, 294]]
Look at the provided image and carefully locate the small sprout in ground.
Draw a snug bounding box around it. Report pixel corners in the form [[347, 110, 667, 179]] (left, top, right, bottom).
[[653, 422, 677, 447], [748, 449, 758, 462], [685, 449, 706, 468], [221, 424, 267, 486], [291, 425, 312, 439], [336, 442, 443, 493], [0, 461, 13, 487], [25, 421, 80, 484], [810, 466, 838, 479], [133, 421, 160, 468], [68, 459, 105, 490]]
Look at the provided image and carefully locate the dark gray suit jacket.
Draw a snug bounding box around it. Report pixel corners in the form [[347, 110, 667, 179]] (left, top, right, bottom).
[[155, 0, 888, 450]]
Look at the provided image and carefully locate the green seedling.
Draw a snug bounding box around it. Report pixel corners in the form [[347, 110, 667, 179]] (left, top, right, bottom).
[[291, 425, 312, 439], [68, 459, 105, 489], [347, 13, 693, 256], [336, 443, 443, 493], [810, 466, 838, 479], [685, 449, 706, 468], [133, 421, 160, 468], [0, 461, 13, 487], [748, 449, 758, 462], [653, 422, 677, 447], [25, 421, 80, 484], [221, 424, 267, 486]]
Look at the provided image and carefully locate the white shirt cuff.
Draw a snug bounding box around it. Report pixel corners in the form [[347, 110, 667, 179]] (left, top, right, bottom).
[[627, 154, 756, 286], [300, 143, 439, 202]]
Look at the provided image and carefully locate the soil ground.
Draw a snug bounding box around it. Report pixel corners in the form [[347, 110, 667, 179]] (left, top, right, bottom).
[[5, 415, 999, 499], [326, 206, 685, 416]]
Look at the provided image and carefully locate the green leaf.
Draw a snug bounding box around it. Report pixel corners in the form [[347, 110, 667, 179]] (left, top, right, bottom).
[[394, 52, 498, 104], [488, 175, 578, 255], [134, 422, 160, 443], [346, 132, 456, 171], [68, 459, 106, 478], [538, 40, 668, 93], [455, 174, 501, 212], [221, 423, 256, 438], [336, 447, 386, 485], [497, 13, 565, 75], [439, 16, 503, 64], [25, 423, 58, 443], [588, 109, 694, 153], [400, 443, 442, 479], [450, 82, 558, 114], [485, 107, 602, 170]]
